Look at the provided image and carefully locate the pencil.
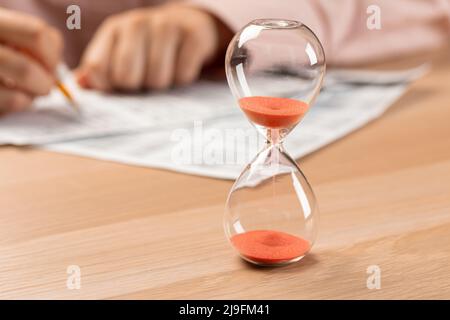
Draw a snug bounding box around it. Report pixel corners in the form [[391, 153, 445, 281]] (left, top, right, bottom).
[[56, 80, 80, 114], [10, 44, 80, 114]]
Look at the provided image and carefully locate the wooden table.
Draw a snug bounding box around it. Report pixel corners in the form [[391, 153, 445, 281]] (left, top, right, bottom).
[[1, 50, 449, 300]]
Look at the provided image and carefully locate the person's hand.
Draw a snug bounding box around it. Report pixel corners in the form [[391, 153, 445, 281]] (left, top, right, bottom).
[[76, 4, 228, 92], [0, 8, 63, 115]]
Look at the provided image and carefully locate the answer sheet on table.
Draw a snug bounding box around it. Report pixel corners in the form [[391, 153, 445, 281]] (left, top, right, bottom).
[[45, 81, 409, 179], [0, 66, 426, 179]]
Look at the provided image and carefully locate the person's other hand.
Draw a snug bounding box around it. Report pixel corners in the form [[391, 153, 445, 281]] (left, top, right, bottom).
[[76, 4, 227, 92], [0, 8, 63, 115]]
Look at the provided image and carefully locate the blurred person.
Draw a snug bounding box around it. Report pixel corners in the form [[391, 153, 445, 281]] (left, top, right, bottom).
[[0, 0, 449, 114]]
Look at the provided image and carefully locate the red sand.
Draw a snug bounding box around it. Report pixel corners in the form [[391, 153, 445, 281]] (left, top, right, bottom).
[[231, 230, 310, 264], [239, 96, 309, 129]]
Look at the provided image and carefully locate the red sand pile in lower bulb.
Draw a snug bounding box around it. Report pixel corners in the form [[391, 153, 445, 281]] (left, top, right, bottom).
[[231, 230, 310, 264], [239, 96, 309, 129]]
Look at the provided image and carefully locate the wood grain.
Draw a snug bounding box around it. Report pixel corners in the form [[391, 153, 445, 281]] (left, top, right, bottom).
[[0, 49, 449, 299]]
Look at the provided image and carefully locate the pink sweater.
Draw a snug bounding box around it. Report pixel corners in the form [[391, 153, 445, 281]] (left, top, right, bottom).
[[1, 0, 449, 66]]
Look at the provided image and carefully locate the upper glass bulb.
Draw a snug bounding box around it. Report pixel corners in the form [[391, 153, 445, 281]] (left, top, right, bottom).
[[225, 19, 326, 141]]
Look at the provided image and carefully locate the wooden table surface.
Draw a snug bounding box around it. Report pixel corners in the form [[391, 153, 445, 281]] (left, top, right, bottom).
[[1, 50, 450, 300]]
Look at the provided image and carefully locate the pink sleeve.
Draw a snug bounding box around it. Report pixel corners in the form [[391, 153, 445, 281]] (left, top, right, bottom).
[[188, 0, 450, 66]]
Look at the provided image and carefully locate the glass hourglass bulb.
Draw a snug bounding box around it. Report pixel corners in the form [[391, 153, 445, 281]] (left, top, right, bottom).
[[224, 19, 326, 266]]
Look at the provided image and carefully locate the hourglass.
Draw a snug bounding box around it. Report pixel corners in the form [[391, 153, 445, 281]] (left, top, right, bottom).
[[224, 19, 326, 266]]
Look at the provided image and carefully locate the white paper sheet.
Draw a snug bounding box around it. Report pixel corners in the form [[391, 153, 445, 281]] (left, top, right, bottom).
[[0, 78, 237, 145], [0, 64, 427, 146], [45, 81, 410, 179], [0, 66, 427, 179]]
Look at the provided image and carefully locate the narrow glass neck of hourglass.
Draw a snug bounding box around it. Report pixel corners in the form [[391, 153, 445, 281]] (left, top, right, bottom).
[[266, 128, 285, 148], [265, 129, 285, 169]]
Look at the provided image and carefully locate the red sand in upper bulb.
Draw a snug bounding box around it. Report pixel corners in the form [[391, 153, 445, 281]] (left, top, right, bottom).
[[239, 96, 309, 129], [231, 230, 310, 264]]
